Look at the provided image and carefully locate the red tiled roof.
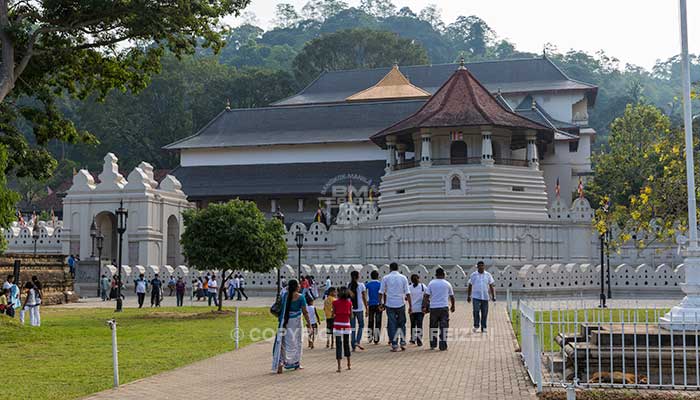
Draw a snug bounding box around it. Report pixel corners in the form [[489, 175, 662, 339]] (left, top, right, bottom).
[[372, 67, 553, 144]]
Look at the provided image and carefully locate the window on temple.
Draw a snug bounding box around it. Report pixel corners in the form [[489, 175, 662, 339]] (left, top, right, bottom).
[[450, 141, 468, 164], [569, 140, 579, 153], [451, 176, 461, 190]]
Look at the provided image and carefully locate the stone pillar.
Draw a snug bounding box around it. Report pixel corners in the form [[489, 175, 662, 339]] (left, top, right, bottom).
[[386, 136, 396, 171], [396, 143, 407, 165], [481, 129, 494, 166], [420, 131, 432, 167], [526, 131, 539, 169], [271, 199, 278, 213]]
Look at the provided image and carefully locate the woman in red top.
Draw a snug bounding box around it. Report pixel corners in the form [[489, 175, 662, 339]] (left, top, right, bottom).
[[332, 287, 353, 372]]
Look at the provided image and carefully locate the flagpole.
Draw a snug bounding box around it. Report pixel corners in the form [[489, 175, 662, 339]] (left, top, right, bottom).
[[662, 0, 700, 329]]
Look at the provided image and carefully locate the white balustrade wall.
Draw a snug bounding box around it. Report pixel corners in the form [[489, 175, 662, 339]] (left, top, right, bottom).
[[2, 220, 63, 254], [96, 263, 685, 295]]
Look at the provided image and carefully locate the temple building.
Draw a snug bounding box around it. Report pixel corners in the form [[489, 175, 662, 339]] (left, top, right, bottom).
[[165, 56, 597, 224]]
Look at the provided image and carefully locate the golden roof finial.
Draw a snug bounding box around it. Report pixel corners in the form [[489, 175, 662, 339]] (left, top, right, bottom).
[[225, 98, 231, 111], [458, 55, 466, 70], [531, 97, 537, 110]]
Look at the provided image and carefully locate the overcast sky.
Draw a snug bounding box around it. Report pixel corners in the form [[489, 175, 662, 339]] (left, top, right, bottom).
[[230, 0, 699, 70]]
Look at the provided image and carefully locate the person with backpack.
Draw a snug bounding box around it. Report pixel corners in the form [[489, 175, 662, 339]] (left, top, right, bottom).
[[408, 274, 427, 347]]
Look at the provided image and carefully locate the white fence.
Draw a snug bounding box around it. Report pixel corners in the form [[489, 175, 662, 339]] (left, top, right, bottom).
[[516, 298, 700, 392], [96, 263, 685, 296]]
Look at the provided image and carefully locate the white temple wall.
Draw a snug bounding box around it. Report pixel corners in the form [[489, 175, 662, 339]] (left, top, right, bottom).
[[180, 141, 386, 167]]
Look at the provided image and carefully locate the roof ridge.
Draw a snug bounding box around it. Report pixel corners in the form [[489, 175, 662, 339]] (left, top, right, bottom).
[[163, 109, 227, 150], [319, 57, 562, 75], [464, 69, 496, 125]]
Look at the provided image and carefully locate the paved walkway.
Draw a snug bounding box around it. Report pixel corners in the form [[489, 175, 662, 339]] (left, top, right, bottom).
[[83, 302, 536, 400]]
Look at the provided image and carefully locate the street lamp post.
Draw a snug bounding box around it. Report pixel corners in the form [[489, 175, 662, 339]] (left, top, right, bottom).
[[662, 0, 700, 328], [273, 209, 285, 299], [90, 218, 97, 258], [295, 229, 304, 281], [598, 233, 606, 308], [606, 230, 612, 299], [32, 228, 40, 257], [115, 200, 128, 312], [96, 231, 104, 297]]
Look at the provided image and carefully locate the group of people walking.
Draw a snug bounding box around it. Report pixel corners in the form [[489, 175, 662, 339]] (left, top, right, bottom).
[[271, 261, 496, 373], [1, 274, 43, 326]]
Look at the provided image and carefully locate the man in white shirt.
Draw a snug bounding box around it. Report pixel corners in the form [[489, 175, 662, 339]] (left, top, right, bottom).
[[467, 261, 496, 333], [134, 273, 148, 308], [424, 267, 455, 350], [379, 262, 411, 351], [208, 274, 219, 307]]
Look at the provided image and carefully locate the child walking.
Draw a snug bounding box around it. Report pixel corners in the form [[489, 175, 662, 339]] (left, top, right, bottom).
[[323, 287, 337, 349], [332, 287, 352, 372], [306, 297, 320, 349]]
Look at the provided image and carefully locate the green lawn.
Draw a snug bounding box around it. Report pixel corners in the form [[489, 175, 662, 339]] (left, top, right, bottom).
[[510, 308, 670, 352], [1, 306, 277, 400]]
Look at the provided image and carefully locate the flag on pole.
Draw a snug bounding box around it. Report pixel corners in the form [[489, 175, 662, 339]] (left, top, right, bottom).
[[17, 210, 25, 226], [31, 210, 37, 226], [368, 187, 374, 202], [555, 177, 561, 199], [50, 208, 56, 226], [577, 177, 584, 199]]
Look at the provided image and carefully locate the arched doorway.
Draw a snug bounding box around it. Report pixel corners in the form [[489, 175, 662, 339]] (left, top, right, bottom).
[[166, 215, 181, 266], [95, 211, 118, 263], [450, 141, 468, 164]]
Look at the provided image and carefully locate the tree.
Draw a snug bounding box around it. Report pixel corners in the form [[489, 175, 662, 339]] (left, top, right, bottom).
[[446, 16, 496, 58], [273, 4, 301, 29], [181, 200, 287, 311], [360, 0, 397, 18], [418, 4, 445, 33], [292, 28, 429, 85]]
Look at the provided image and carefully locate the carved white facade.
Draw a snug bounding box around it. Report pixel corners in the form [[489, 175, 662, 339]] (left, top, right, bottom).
[[60, 153, 193, 266], [2, 220, 63, 254]]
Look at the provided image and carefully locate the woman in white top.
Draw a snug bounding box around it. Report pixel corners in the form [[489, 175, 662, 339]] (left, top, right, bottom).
[[20, 281, 40, 326], [408, 274, 427, 346]]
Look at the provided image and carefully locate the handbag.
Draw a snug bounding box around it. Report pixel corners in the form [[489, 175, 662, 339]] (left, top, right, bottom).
[[270, 297, 282, 317]]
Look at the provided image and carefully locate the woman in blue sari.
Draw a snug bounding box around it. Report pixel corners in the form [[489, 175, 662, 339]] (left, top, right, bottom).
[[272, 279, 311, 373]]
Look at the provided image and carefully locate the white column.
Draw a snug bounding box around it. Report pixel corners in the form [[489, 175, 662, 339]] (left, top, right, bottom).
[[270, 199, 277, 213], [297, 198, 304, 213], [526, 131, 539, 169], [386, 136, 397, 171], [661, 0, 700, 330], [396, 143, 407, 165], [481, 129, 494, 166], [420, 131, 432, 167]]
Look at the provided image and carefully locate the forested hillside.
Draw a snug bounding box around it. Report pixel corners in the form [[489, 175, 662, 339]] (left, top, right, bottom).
[[19, 0, 700, 208]]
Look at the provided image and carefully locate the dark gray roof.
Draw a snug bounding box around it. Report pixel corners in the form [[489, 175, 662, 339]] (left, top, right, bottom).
[[273, 57, 597, 106], [171, 160, 386, 198], [164, 100, 425, 150]]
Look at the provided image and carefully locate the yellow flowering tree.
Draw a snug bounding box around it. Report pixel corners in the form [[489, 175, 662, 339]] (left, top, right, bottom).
[[592, 104, 699, 250]]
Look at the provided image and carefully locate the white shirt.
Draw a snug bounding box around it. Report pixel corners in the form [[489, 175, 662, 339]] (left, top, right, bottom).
[[325, 278, 331, 288], [408, 283, 427, 311], [26, 288, 37, 306], [2, 281, 10, 290], [426, 279, 454, 308], [135, 279, 147, 294], [239, 278, 245, 288], [233, 278, 240, 288], [469, 271, 495, 301], [350, 282, 366, 312], [208, 279, 218, 293], [307, 305, 318, 324], [379, 271, 410, 308]]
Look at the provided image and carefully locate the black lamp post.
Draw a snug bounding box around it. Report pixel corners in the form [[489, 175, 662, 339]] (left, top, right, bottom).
[[605, 230, 612, 300], [96, 231, 104, 297], [295, 229, 304, 280], [115, 200, 128, 312], [273, 209, 285, 299], [90, 218, 97, 258], [31, 227, 40, 257], [599, 233, 607, 308]]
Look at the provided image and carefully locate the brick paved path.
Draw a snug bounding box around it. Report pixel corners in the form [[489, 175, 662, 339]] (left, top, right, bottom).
[[84, 302, 536, 400]]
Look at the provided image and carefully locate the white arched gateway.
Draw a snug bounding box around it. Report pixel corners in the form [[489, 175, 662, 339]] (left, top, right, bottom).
[[62, 153, 193, 266]]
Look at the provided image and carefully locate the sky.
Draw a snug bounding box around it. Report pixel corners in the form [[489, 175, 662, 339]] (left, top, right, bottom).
[[230, 0, 699, 70]]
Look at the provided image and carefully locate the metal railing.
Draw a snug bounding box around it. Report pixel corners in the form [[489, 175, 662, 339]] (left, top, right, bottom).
[[516, 298, 700, 392], [391, 157, 529, 171]]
